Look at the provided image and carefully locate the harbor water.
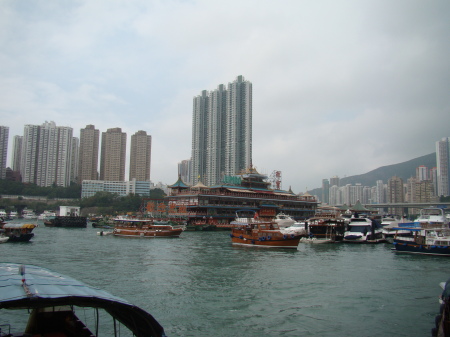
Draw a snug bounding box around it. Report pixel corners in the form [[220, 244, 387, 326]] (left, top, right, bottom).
[[1, 222, 448, 337]]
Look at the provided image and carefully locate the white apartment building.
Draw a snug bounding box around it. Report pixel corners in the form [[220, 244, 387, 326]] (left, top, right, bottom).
[[436, 137, 450, 197], [81, 179, 151, 198]]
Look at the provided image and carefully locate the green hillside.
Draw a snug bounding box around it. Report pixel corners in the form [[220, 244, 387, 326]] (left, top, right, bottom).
[[309, 152, 436, 196]]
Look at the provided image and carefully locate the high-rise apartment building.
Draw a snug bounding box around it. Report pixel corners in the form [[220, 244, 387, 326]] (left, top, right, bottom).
[[330, 176, 340, 187], [322, 179, 330, 204], [100, 127, 126, 181], [436, 137, 450, 197], [129, 130, 151, 181], [0, 126, 9, 179], [71, 137, 79, 184], [78, 125, 100, 183], [21, 122, 74, 187], [416, 165, 429, 182], [178, 159, 192, 185], [191, 75, 252, 186], [388, 176, 404, 217], [11, 135, 22, 172]]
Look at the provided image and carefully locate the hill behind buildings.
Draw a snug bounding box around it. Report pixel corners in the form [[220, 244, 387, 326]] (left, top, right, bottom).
[[309, 152, 436, 197]]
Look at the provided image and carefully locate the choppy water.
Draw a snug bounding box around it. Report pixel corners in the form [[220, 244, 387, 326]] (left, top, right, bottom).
[[1, 222, 448, 336]]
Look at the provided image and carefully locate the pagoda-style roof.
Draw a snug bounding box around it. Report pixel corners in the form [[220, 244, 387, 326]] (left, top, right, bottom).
[[168, 175, 189, 189], [350, 200, 369, 212], [192, 181, 207, 189]]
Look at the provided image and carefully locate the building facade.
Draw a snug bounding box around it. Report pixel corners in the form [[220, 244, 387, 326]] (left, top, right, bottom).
[[11, 135, 22, 173], [436, 137, 450, 197], [78, 125, 99, 183], [100, 127, 126, 181], [178, 159, 192, 185], [81, 179, 151, 198], [191, 75, 252, 186], [0, 126, 9, 179], [387, 176, 404, 217], [129, 130, 151, 181], [20, 122, 74, 187]]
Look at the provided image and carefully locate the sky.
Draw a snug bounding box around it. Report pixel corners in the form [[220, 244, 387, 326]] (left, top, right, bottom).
[[1, 0, 449, 194]]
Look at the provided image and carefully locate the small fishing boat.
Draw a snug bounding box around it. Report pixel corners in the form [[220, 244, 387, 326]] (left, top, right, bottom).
[[392, 223, 450, 256], [230, 212, 303, 248], [0, 223, 36, 242], [113, 218, 184, 238], [0, 263, 165, 337], [343, 217, 385, 243]]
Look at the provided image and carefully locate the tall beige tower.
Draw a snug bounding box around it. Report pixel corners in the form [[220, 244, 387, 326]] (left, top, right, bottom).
[[129, 130, 151, 181], [78, 125, 99, 183], [100, 127, 127, 181]]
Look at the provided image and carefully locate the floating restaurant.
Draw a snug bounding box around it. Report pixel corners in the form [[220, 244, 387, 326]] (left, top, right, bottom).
[[146, 167, 318, 229]]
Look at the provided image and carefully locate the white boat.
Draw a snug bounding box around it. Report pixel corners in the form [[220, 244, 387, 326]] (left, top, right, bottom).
[[414, 207, 449, 226], [9, 211, 18, 219], [343, 217, 385, 243], [38, 210, 57, 220], [22, 209, 37, 219], [273, 213, 296, 229], [301, 217, 346, 244], [0, 230, 8, 244]]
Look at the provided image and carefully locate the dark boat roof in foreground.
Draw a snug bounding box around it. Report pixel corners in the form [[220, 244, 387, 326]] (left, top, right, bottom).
[[0, 263, 165, 337]]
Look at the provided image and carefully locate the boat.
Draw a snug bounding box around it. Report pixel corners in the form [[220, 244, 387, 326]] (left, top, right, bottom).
[[0, 263, 165, 337], [0, 223, 37, 242], [38, 210, 57, 220], [230, 212, 303, 248], [414, 207, 449, 226], [343, 217, 385, 243], [381, 217, 412, 243], [22, 209, 37, 219], [273, 212, 296, 229], [301, 217, 346, 244], [113, 217, 184, 238], [392, 222, 450, 256], [432, 277, 450, 336], [0, 230, 8, 244], [44, 216, 88, 228], [8, 211, 18, 219]]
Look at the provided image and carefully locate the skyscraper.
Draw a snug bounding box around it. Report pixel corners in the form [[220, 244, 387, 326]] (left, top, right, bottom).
[[129, 130, 151, 181], [11, 135, 22, 172], [436, 137, 450, 197], [21, 122, 74, 187], [0, 126, 9, 179], [71, 137, 79, 184], [191, 75, 252, 186], [78, 125, 100, 183], [100, 127, 126, 181], [388, 176, 404, 217]]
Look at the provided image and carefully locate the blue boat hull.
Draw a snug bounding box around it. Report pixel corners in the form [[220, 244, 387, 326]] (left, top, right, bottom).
[[393, 239, 450, 256]]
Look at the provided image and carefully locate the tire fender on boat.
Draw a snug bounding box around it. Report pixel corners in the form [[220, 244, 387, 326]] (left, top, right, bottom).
[[283, 235, 287, 240]]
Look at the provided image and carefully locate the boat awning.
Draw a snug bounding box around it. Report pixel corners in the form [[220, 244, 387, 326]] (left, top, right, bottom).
[[226, 188, 255, 193], [0, 263, 165, 337], [2, 223, 36, 229], [392, 227, 421, 231]]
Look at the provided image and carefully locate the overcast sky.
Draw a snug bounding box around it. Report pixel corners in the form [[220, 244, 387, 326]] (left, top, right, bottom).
[[1, 0, 449, 193]]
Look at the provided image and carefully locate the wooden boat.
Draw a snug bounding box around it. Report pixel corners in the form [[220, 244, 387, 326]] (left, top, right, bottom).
[[392, 223, 450, 256], [0, 263, 165, 337], [113, 217, 184, 238], [0, 223, 36, 242], [230, 213, 303, 248]]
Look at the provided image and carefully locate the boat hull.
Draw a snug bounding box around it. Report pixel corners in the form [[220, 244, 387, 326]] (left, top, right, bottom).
[[113, 228, 183, 238], [393, 239, 450, 256], [6, 233, 34, 242], [45, 216, 87, 228], [230, 232, 301, 248]]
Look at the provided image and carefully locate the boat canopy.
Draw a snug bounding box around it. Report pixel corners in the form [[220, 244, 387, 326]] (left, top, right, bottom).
[[0, 263, 165, 337], [2, 223, 36, 229]]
